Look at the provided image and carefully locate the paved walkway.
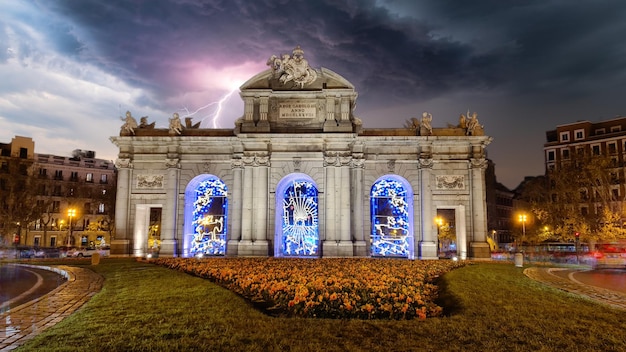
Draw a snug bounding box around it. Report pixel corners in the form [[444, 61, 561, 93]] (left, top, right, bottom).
[[524, 267, 626, 311], [0, 265, 103, 351]]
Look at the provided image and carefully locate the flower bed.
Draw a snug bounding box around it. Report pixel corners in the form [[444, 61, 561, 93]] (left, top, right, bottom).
[[153, 257, 465, 320]]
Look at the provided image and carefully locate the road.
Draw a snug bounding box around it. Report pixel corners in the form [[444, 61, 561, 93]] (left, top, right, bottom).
[[552, 268, 626, 294], [0, 264, 66, 311]]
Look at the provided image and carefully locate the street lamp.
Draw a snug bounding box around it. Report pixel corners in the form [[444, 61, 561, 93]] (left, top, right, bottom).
[[518, 213, 527, 252], [67, 208, 76, 247]]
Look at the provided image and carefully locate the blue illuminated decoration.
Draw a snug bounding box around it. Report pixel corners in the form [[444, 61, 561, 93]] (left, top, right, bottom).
[[275, 174, 319, 257], [186, 176, 228, 256], [370, 176, 414, 258]]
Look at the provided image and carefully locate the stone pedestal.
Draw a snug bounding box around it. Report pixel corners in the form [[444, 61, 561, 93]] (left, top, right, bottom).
[[160, 239, 178, 257], [322, 241, 354, 257], [470, 242, 491, 259], [419, 241, 438, 260], [238, 240, 270, 256], [110, 239, 130, 256]]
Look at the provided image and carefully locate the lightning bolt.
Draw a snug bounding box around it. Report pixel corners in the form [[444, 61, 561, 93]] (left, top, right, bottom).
[[180, 88, 238, 129]]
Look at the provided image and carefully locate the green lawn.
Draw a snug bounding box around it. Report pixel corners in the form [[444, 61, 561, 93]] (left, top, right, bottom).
[[16, 259, 626, 352]]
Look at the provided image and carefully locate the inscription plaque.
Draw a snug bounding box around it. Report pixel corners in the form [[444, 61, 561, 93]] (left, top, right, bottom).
[[279, 101, 316, 119]]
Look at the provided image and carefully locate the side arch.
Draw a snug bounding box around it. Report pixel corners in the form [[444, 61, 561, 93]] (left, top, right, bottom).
[[369, 175, 415, 259], [183, 174, 228, 257]]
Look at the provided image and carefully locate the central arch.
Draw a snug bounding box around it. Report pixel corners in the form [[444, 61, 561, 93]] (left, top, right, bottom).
[[274, 173, 320, 257]]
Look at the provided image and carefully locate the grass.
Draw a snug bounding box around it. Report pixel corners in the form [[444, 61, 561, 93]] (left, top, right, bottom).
[[14, 258, 626, 352]]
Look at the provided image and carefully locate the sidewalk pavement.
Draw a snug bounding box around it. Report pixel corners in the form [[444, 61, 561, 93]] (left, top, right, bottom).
[[524, 267, 626, 311], [0, 265, 103, 352]]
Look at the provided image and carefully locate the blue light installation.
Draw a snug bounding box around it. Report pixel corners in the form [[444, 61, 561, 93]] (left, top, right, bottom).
[[188, 176, 228, 256], [370, 176, 414, 258], [276, 174, 319, 257]]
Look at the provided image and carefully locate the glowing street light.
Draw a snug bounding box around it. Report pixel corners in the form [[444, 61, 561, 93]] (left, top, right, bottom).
[[67, 208, 76, 247], [518, 213, 527, 251]]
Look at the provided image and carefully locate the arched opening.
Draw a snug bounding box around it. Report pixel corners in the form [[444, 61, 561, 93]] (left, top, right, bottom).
[[370, 175, 414, 259], [274, 173, 319, 257], [184, 175, 228, 257]]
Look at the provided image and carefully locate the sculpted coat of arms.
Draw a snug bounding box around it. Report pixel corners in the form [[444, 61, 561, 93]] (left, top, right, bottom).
[[267, 46, 318, 88]]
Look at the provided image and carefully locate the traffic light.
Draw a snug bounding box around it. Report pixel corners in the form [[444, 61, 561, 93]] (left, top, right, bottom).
[[575, 232, 580, 241]]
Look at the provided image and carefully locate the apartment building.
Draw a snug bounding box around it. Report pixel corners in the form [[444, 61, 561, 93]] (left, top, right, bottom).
[[0, 136, 116, 248], [544, 116, 626, 221]]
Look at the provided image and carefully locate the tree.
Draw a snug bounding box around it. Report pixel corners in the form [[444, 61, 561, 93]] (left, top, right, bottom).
[[0, 158, 47, 245], [520, 154, 626, 243]]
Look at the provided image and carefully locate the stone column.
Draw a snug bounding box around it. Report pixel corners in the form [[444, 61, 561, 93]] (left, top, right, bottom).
[[160, 158, 180, 256], [227, 158, 243, 256], [469, 157, 490, 259], [418, 158, 438, 259], [240, 154, 254, 243], [338, 155, 353, 255], [351, 155, 366, 256], [253, 154, 269, 246], [112, 158, 132, 255], [322, 153, 337, 256]]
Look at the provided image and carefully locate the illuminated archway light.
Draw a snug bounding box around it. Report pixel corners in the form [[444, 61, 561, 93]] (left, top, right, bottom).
[[370, 177, 414, 258], [275, 174, 319, 257], [187, 176, 228, 256]]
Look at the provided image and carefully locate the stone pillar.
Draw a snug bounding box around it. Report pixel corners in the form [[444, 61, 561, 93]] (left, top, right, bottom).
[[240, 155, 254, 244], [160, 158, 180, 256], [238, 153, 270, 256], [323, 153, 337, 256], [227, 158, 243, 256], [418, 158, 438, 259], [112, 158, 132, 255], [337, 155, 353, 256], [257, 96, 270, 131], [253, 154, 269, 246], [351, 155, 366, 256], [470, 157, 490, 259], [456, 205, 468, 260]]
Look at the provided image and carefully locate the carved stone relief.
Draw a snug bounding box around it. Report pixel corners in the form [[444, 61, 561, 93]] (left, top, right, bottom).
[[137, 174, 164, 189], [435, 175, 465, 190]]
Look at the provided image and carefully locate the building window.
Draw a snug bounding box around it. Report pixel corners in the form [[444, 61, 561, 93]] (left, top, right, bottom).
[[86, 173, 93, 182], [611, 125, 621, 133], [185, 175, 229, 257], [608, 142, 617, 154], [562, 149, 570, 159], [98, 203, 105, 214], [547, 150, 555, 161], [574, 129, 584, 140], [596, 128, 606, 135], [20, 147, 28, 159], [591, 144, 601, 155], [70, 171, 79, 181], [100, 174, 107, 184], [54, 170, 63, 180], [39, 168, 47, 177], [370, 176, 414, 259], [560, 132, 570, 142]]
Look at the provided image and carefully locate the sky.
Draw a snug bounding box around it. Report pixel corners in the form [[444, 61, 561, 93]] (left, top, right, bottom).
[[1, 0, 625, 189]]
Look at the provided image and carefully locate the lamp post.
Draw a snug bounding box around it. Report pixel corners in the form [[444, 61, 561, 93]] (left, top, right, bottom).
[[435, 217, 443, 253], [514, 213, 527, 267], [518, 214, 527, 251], [67, 208, 76, 247]]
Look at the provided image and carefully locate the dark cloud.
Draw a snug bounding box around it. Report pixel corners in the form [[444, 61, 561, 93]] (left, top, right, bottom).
[[4, 0, 626, 188]]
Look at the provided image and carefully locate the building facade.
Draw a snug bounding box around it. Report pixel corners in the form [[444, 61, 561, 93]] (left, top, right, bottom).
[[544, 117, 626, 223], [0, 136, 116, 249], [111, 47, 492, 259]]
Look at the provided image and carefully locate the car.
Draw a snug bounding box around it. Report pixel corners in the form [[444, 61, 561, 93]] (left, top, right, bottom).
[[67, 247, 110, 258], [592, 243, 626, 269]]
